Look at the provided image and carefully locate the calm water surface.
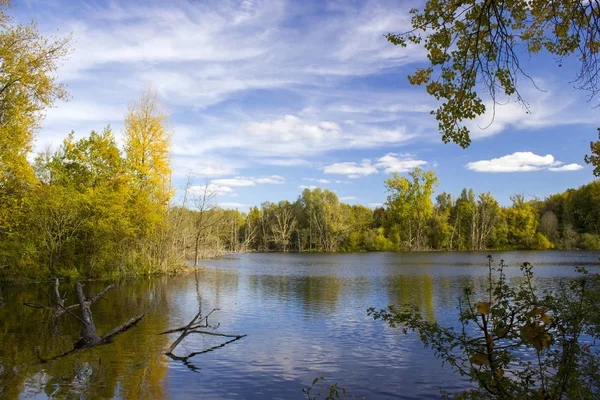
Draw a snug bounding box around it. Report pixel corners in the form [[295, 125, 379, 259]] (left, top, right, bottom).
[[1, 251, 599, 399]]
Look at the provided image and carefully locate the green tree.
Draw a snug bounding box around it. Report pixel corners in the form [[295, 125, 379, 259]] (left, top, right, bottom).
[[502, 194, 538, 248], [385, 168, 438, 250]]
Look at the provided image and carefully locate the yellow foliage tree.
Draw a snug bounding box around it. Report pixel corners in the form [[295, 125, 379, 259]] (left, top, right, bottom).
[[0, 0, 70, 240], [123, 87, 178, 274], [123, 86, 172, 206]]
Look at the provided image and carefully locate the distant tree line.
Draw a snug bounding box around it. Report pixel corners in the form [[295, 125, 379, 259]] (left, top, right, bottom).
[[190, 169, 600, 255]]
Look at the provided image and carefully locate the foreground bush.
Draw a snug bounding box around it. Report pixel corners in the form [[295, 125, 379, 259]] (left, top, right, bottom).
[[370, 257, 600, 399]]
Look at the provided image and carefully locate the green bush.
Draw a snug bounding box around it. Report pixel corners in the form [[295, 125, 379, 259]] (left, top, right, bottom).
[[580, 233, 600, 250], [370, 257, 600, 399]]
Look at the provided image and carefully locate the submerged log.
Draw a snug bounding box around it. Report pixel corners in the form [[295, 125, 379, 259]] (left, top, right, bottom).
[[74, 282, 108, 347], [39, 282, 145, 362]]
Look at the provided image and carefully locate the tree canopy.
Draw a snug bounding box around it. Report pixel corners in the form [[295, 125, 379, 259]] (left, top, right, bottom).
[[388, 0, 599, 165]]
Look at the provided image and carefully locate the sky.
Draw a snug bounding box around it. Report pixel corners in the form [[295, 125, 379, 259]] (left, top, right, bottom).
[[12, 0, 600, 209]]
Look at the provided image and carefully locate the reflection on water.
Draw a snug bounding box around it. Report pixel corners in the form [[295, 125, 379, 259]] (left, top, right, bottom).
[[1, 251, 599, 399]]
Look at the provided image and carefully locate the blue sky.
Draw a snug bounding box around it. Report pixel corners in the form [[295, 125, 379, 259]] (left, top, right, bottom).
[[13, 0, 600, 209]]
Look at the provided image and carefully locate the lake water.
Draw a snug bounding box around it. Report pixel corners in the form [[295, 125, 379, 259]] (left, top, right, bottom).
[[1, 251, 599, 399]]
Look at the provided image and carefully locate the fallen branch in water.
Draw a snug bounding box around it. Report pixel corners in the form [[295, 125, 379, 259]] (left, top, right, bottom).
[[39, 282, 145, 362], [165, 335, 246, 361], [162, 307, 246, 370], [159, 308, 220, 335]]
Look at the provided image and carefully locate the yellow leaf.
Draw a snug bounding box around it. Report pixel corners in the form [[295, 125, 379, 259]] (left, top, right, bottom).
[[470, 352, 490, 365], [540, 313, 552, 324], [496, 369, 505, 378], [476, 302, 490, 315]]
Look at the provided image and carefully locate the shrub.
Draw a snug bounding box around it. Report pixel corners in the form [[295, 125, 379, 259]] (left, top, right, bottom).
[[580, 233, 600, 250], [369, 257, 600, 399]]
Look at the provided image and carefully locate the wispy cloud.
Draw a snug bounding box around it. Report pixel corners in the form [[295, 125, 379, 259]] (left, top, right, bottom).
[[303, 178, 331, 184], [255, 175, 286, 184], [323, 160, 378, 178], [260, 158, 310, 166], [211, 178, 256, 187], [210, 175, 286, 188], [194, 166, 238, 177]]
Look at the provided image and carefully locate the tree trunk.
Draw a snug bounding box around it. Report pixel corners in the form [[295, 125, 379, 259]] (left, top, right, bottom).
[[194, 233, 200, 267], [75, 283, 104, 348], [53, 278, 66, 318]]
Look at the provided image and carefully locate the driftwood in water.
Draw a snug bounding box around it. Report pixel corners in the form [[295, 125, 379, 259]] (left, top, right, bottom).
[[39, 282, 145, 362], [161, 307, 246, 371]]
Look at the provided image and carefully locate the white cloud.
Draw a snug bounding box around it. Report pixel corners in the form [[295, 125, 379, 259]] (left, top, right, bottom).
[[299, 106, 319, 117], [167, 154, 245, 179], [211, 178, 256, 187], [195, 166, 237, 177], [260, 158, 310, 166], [303, 178, 331, 184], [340, 196, 356, 201], [211, 175, 285, 187], [368, 203, 383, 209], [299, 185, 318, 190], [323, 160, 378, 177], [466, 152, 582, 173], [254, 175, 285, 184], [549, 163, 584, 172], [375, 153, 427, 173], [44, 100, 125, 124]]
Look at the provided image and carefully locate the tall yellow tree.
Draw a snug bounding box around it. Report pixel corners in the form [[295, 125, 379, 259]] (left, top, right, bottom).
[[0, 0, 70, 237], [123, 87, 174, 274], [123, 86, 172, 206]]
